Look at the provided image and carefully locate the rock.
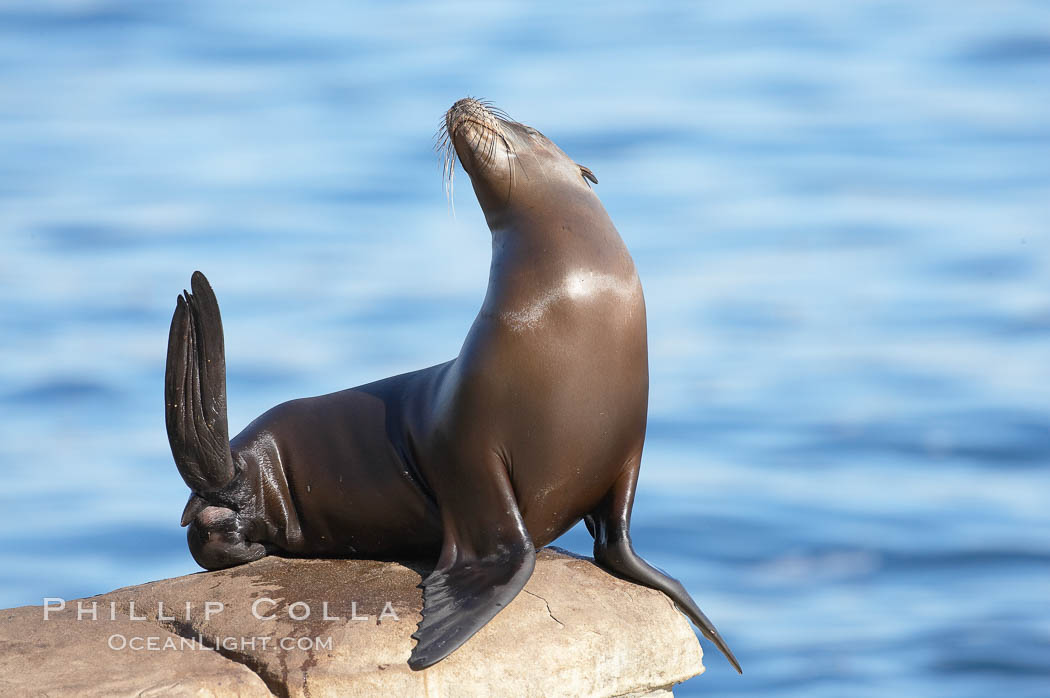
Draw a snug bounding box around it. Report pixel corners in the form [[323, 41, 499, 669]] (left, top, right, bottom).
[[0, 607, 271, 697], [0, 548, 704, 697]]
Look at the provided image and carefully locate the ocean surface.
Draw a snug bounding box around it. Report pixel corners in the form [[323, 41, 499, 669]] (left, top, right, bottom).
[[1, 1, 1048, 695]]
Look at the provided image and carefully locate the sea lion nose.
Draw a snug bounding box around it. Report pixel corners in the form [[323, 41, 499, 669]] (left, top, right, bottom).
[[445, 97, 491, 135], [450, 97, 484, 112]]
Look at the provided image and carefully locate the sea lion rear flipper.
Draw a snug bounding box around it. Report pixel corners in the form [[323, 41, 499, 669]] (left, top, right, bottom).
[[587, 461, 743, 674], [408, 453, 536, 670], [165, 271, 235, 494], [180, 493, 208, 527]]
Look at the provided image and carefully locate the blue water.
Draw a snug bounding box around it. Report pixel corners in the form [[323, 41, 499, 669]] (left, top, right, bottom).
[[2, 1, 1049, 695]]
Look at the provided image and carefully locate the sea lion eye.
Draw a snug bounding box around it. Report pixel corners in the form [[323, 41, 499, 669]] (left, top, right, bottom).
[[524, 126, 539, 136], [579, 165, 598, 185]]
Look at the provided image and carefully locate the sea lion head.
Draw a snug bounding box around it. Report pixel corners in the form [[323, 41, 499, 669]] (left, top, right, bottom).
[[440, 97, 599, 226]]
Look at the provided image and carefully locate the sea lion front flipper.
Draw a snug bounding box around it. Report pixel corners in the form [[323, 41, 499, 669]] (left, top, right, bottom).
[[408, 453, 536, 670], [587, 461, 743, 674], [409, 541, 536, 669]]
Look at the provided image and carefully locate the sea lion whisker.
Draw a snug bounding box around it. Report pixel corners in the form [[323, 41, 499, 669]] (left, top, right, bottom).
[[477, 99, 512, 121], [505, 140, 517, 196], [444, 145, 456, 216], [506, 144, 525, 184], [485, 129, 499, 170], [435, 122, 456, 215]]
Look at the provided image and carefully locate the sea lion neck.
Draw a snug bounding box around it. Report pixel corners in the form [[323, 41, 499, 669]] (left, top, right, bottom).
[[484, 185, 616, 249], [481, 191, 638, 312]]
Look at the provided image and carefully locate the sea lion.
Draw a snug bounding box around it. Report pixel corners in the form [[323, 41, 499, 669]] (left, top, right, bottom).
[[165, 97, 740, 672]]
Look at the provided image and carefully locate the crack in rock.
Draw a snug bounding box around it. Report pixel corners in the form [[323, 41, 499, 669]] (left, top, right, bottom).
[[154, 617, 287, 698], [524, 590, 564, 627]]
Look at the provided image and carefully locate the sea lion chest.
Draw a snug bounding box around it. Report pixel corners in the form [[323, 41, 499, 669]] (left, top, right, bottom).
[[465, 244, 649, 544]]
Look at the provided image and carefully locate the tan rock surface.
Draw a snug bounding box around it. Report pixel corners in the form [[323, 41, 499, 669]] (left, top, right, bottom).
[[0, 605, 271, 697], [0, 547, 703, 697]]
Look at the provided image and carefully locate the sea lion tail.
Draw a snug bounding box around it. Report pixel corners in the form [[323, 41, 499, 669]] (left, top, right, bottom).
[[165, 271, 236, 498]]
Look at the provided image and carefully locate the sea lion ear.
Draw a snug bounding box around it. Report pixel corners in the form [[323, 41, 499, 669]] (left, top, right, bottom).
[[578, 164, 598, 185]]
